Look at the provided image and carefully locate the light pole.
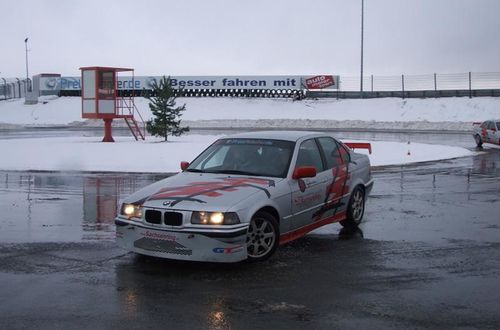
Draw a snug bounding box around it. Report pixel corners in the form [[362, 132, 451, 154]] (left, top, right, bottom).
[[360, 0, 364, 99], [24, 37, 30, 91]]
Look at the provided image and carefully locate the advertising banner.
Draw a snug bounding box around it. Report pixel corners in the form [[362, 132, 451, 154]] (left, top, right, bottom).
[[39, 75, 340, 92], [304, 75, 338, 89]]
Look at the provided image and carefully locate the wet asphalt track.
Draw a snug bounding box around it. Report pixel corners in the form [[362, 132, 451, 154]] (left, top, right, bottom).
[[0, 133, 499, 329]]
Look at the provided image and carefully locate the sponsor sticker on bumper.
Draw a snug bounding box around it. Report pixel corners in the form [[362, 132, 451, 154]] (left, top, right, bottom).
[[116, 224, 247, 262]]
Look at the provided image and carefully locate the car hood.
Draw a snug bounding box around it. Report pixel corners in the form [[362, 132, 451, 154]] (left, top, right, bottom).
[[123, 172, 282, 212]]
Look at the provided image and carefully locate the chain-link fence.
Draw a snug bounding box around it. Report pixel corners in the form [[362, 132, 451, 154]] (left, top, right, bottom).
[[339, 72, 500, 91], [0, 78, 31, 100]]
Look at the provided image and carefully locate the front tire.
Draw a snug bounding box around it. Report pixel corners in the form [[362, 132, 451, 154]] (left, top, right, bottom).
[[475, 134, 483, 147], [246, 211, 279, 262], [340, 186, 365, 228]]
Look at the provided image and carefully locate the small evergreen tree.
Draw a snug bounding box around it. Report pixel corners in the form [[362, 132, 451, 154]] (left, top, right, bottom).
[[145, 76, 189, 141]]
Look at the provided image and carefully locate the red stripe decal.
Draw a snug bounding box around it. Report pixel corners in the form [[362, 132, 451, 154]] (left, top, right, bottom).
[[279, 212, 346, 245]]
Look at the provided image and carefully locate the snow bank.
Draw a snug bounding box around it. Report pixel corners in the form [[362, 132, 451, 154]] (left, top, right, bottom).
[[1, 96, 499, 131], [0, 135, 474, 173]]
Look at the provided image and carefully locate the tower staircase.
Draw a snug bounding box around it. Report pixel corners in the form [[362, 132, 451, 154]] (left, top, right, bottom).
[[116, 97, 145, 140]]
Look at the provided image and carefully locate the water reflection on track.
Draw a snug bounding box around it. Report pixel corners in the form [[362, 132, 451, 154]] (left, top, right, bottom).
[[0, 129, 497, 244], [0, 172, 167, 243]]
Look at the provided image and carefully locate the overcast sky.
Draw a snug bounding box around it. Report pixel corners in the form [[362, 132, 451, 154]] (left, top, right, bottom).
[[1, 0, 499, 78]]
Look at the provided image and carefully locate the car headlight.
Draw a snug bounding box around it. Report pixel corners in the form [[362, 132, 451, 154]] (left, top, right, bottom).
[[120, 203, 143, 219], [191, 211, 240, 225]]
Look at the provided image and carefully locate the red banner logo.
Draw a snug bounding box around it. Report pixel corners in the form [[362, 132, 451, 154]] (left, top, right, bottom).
[[305, 75, 335, 89]]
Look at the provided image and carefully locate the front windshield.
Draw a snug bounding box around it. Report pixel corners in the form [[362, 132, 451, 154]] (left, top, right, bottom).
[[187, 138, 295, 178]]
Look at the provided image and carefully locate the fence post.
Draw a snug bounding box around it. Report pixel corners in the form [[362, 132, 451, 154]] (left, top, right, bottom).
[[401, 74, 405, 99], [468, 72, 472, 98], [1, 78, 6, 100], [16, 78, 21, 99]]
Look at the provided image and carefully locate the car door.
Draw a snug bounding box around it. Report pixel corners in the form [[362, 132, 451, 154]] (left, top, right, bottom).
[[495, 121, 500, 145], [486, 121, 496, 142], [488, 121, 499, 144], [480, 121, 489, 142], [289, 138, 329, 230], [315, 137, 350, 220]]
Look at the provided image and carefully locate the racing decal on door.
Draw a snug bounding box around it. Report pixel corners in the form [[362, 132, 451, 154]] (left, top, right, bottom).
[[312, 142, 351, 221], [146, 177, 275, 206], [481, 128, 488, 139], [293, 192, 322, 207], [312, 165, 350, 221]]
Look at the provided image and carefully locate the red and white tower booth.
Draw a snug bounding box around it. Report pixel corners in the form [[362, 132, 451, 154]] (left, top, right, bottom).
[[80, 66, 145, 142]]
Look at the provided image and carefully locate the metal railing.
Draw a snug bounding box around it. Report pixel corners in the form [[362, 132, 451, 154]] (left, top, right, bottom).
[[338, 72, 500, 92], [303, 72, 500, 99], [0, 78, 31, 100]]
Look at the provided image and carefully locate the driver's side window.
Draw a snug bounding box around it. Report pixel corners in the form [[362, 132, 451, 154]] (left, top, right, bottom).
[[296, 139, 324, 172], [317, 137, 342, 169]]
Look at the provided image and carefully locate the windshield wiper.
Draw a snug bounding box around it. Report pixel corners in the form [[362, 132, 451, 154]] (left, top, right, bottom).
[[185, 169, 205, 173]]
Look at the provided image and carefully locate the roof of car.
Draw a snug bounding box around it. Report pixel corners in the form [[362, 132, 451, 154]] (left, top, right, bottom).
[[222, 130, 327, 142]]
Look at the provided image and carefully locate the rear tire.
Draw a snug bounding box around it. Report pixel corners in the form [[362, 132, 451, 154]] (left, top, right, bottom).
[[475, 134, 483, 147], [340, 186, 365, 228], [246, 211, 279, 262]]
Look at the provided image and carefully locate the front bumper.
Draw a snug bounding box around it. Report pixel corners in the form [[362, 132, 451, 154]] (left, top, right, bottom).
[[115, 218, 248, 263]]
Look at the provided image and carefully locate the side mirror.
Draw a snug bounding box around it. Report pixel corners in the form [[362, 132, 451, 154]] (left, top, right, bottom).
[[293, 166, 317, 180], [180, 161, 190, 171]]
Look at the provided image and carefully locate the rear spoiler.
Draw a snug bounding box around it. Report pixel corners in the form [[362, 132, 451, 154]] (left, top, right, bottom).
[[344, 142, 372, 154]]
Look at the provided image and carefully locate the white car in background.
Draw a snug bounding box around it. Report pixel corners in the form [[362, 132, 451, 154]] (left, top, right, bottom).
[[473, 120, 500, 147], [115, 131, 373, 263]]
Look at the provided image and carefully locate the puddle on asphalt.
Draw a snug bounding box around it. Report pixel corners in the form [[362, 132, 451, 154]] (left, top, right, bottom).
[[0, 172, 166, 243], [0, 148, 498, 245]]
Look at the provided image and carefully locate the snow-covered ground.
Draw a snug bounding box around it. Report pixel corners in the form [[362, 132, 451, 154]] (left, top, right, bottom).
[[0, 134, 474, 173], [0, 95, 488, 172], [1, 95, 499, 131]]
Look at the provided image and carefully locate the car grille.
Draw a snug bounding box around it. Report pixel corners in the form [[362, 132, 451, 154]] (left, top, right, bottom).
[[145, 210, 162, 224], [144, 209, 183, 226], [165, 212, 183, 226]]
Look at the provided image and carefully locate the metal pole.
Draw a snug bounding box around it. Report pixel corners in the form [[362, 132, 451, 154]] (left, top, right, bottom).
[[434, 73, 437, 91], [469, 72, 472, 98], [16, 78, 21, 98], [360, 0, 364, 99], [371, 74, 373, 92], [1, 78, 6, 100], [402, 74, 405, 99], [24, 37, 30, 92]]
